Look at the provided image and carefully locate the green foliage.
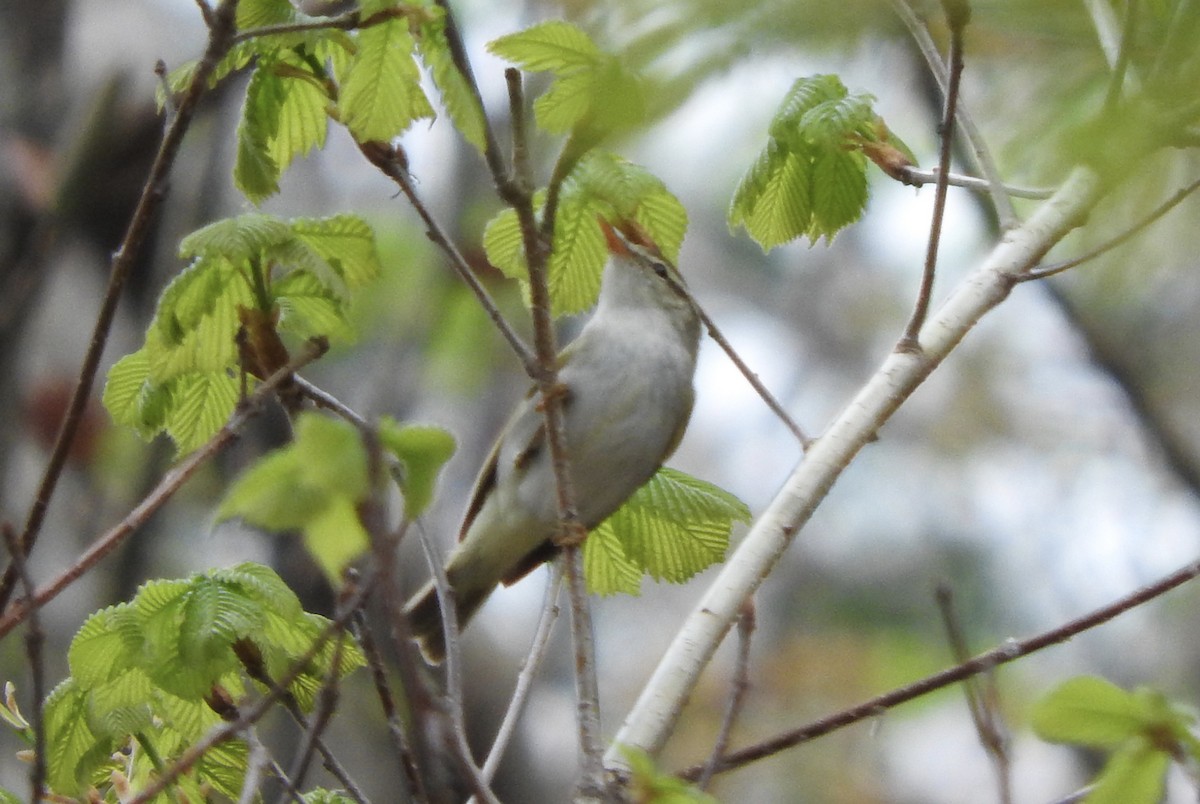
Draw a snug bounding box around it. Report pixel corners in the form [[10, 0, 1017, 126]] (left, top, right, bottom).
[[585, 468, 750, 596], [1033, 676, 1200, 803], [378, 418, 457, 518], [488, 20, 645, 141], [337, 10, 434, 143], [415, 7, 488, 152], [219, 414, 370, 581], [620, 746, 719, 803], [482, 151, 688, 315], [102, 213, 381, 454], [729, 74, 884, 250], [39, 563, 362, 798]]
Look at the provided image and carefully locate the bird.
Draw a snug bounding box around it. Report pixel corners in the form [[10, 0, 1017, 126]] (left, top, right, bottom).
[[403, 219, 702, 663]]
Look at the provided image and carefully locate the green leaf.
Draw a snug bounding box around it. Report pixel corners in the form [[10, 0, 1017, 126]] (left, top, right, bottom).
[[730, 75, 879, 250], [290, 214, 382, 290], [275, 272, 355, 342], [83, 669, 155, 738], [1032, 676, 1146, 748], [43, 680, 106, 796], [180, 213, 292, 261], [304, 790, 360, 804], [163, 371, 240, 454], [263, 57, 330, 177], [586, 469, 748, 595], [417, 12, 488, 152], [339, 17, 434, 142], [1086, 736, 1169, 804], [481, 207, 525, 278], [67, 604, 141, 689], [583, 524, 643, 596], [378, 419, 456, 517], [487, 21, 604, 73], [219, 414, 371, 581], [235, 66, 285, 203], [103, 350, 156, 437], [621, 746, 719, 803], [236, 0, 298, 29]]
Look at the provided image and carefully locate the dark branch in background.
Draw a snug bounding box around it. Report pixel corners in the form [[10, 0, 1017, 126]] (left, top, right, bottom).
[[127, 578, 376, 804], [0, 0, 242, 612], [2, 524, 45, 802], [231, 5, 406, 44], [898, 0, 969, 349], [677, 554, 1200, 781], [1020, 175, 1200, 281], [0, 340, 328, 640], [935, 585, 1011, 804], [697, 599, 756, 792]]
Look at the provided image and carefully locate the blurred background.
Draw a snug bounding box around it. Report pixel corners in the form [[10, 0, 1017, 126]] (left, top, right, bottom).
[[2, 0, 1200, 801]]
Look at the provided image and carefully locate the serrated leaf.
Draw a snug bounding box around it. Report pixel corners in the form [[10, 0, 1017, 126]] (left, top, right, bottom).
[[43, 680, 104, 796], [84, 669, 155, 738], [481, 207, 525, 278], [290, 214, 381, 289], [587, 469, 747, 593], [487, 21, 603, 73], [68, 605, 140, 689], [164, 372, 240, 454], [534, 69, 598, 134], [379, 418, 456, 517], [584, 523, 643, 596], [1032, 676, 1146, 747], [235, 66, 285, 203], [547, 191, 608, 315], [729, 142, 812, 251], [418, 14, 487, 152], [339, 18, 434, 141], [180, 214, 292, 261], [275, 272, 355, 342], [236, 0, 298, 28], [810, 149, 867, 241], [265, 57, 330, 176], [103, 350, 153, 431]]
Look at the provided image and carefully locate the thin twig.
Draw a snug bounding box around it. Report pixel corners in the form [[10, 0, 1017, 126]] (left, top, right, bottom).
[[677, 553, 1200, 781], [899, 0, 969, 349], [1, 0, 242, 612], [274, 632, 352, 801], [230, 6, 405, 44], [898, 167, 1053, 200], [357, 141, 536, 374], [0, 340, 327, 640], [128, 576, 375, 803], [934, 585, 1011, 804], [891, 0, 1018, 228], [561, 546, 605, 794], [697, 599, 756, 792], [351, 605, 425, 799], [505, 69, 532, 198], [477, 567, 564, 787], [1020, 174, 1200, 282], [670, 281, 808, 446], [2, 525, 45, 803], [413, 523, 502, 804]]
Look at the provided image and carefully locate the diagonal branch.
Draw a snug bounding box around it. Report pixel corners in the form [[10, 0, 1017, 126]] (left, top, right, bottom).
[[605, 166, 1103, 767]]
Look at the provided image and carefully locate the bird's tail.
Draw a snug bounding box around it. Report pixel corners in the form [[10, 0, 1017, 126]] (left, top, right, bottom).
[[402, 579, 491, 665]]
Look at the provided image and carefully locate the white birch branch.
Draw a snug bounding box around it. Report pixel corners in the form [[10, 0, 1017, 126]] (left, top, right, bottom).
[[605, 166, 1104, 766]]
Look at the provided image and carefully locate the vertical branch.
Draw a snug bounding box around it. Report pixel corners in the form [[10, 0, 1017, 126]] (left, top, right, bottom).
[[697, 599, 756, 792], [1, 0, 242, 610], [898, 0, 969, 349], [2, 524, 45, 803]]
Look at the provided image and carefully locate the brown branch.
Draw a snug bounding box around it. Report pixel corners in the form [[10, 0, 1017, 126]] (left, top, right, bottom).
[[898, 0, 969, 349], [697, 599, 756, 792], [231, 6, 407, 44], [1, 524, 45, 802], [0, 340, 327, 640], [677, 554, 1200, 781], [1, 0, 241, 612], [935, 584, 1011, 804]]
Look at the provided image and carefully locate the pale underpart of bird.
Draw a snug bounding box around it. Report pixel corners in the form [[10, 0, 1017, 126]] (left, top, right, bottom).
[[403, 220, 702, 663]]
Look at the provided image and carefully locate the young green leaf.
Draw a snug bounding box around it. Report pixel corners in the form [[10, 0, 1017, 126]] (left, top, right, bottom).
[[487, 20, 604, 74], [730, 75, 881, 250], [620, 745, 720, 804], [1085, 737, 1169, 804], [339, 16, 434, 142], [417, 10, 488, 152], [378, 418, 456, 518], [218, 414, 370, 581], [585, 468, 749, 595], [1032, 676, 1147, 748]]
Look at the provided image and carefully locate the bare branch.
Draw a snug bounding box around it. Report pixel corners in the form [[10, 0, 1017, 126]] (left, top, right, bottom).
[[1, 524, 45, 802], [697, 599, 756, 792], [678, 553, 1200, 780]]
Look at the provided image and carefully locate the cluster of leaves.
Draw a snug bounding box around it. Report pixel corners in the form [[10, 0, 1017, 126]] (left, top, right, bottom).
[[163, 0, 487, 202], [218, 413, 456, 582], [729, 74, 895, 250], [17, 564, 363, 800], [1033, 675, 1200, 803], [483, 150, 688, 315], [102, 213, 381, 453]]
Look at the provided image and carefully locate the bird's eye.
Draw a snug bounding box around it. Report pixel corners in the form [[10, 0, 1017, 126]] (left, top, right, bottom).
[[651, 262, 669, 279]]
